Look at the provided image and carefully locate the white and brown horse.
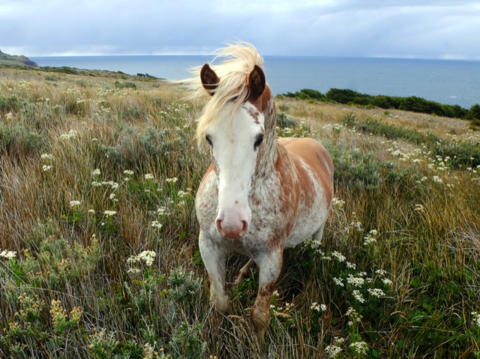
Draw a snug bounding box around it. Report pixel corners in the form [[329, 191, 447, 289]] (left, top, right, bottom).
[[192, 43, 333, 341]]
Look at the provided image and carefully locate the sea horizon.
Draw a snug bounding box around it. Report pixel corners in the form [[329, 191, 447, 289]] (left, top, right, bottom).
[[31, 55, 480, 109]]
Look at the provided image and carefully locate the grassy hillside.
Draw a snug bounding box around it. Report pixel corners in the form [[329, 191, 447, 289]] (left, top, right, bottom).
[[0, 50, 38, 67], [0, 67, 479, 358]]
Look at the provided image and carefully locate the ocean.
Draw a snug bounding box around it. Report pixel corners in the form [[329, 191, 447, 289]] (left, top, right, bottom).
[[31, 55, 480, 109]]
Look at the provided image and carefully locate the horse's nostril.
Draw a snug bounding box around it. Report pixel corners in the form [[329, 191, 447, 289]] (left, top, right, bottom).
[[216, 219, 223, 231], [242, 221, 248, 232]]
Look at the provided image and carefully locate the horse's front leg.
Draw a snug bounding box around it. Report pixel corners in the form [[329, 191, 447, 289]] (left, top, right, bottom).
[[199, 232, 229, 318], [251, 246, 283, 344]]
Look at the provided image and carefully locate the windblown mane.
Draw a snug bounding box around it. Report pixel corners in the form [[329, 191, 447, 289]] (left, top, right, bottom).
[[182, 42, 265, 146]]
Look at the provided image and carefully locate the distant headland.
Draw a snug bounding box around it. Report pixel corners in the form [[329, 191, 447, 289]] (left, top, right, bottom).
[[0, 49, 38, 67]]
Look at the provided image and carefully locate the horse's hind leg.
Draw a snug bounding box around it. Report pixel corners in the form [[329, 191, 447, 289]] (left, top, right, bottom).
[[233, 259, 255, 286], [312, 222, 325, 243]]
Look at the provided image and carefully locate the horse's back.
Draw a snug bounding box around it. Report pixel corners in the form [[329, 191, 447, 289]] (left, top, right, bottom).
[[278, 137, 334, 247]]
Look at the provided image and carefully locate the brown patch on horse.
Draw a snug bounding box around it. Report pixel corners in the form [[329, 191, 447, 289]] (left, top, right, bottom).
[[248, 85, 272, 114], [279, 138, 334, 208], [245, 107, 260, 124], [273, 144, 300, 238], [200, 64, 220, 95]]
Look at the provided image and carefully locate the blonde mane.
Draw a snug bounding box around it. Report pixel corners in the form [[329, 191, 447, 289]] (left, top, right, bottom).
[[182, 42, 265, 146]]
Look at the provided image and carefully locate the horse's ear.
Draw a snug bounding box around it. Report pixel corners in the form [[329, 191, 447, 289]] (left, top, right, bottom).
[[200, 64, 220, 96], [248, 65, 266, 99]]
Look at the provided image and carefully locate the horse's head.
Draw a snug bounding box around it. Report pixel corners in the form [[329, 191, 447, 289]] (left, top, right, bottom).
[[199, 62, 271, 239]]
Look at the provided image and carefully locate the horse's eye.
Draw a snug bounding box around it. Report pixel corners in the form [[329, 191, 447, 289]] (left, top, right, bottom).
[[206, 134, 213, 146], [254, 134, 264, 149]]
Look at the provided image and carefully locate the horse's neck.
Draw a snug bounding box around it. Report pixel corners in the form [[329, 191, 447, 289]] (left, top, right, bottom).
[[254, 97, 278, 182]]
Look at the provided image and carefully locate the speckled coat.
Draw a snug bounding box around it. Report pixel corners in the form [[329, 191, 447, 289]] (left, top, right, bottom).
[[195, 83, 334, 340]]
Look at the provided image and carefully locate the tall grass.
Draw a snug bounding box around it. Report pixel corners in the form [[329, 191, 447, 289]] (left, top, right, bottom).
[[0, 68, 479, 358]]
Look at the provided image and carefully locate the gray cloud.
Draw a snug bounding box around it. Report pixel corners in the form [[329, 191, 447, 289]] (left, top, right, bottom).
[[1, 0, 479, 59]]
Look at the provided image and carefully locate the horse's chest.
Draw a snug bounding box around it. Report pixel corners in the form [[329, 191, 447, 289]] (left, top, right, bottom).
[[196, 173, 296, 254]]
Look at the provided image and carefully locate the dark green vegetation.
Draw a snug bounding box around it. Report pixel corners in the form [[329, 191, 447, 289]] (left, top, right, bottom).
[[282, 88, 480, 121], [0, 67, 479, 358], [0, 49, 38, 67]]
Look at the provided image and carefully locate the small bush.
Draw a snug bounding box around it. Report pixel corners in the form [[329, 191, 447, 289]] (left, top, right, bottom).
[[168, 322, 206, 359], [121, 107, 143, 121], [0, 122, 46, 156], [469, 118, 480, 131], [167, 267, 203, 307], [325, 142, 381, 191], [115, 81, 137, 89], [0, 95, 21, 112], [277, 111, 297, 128]]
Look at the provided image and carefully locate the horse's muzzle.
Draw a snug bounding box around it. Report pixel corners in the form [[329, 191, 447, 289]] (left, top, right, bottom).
[[216, 217, 248, 239]]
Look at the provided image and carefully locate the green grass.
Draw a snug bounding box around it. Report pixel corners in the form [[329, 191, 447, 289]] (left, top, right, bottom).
[[0, 67, 479, 358]]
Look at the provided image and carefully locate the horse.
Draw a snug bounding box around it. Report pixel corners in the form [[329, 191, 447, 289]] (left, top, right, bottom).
[[190, 42, 334, 342]]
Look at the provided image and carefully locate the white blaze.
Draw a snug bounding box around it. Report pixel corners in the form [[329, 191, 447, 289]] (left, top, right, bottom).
[[207, 102, 265, 237]]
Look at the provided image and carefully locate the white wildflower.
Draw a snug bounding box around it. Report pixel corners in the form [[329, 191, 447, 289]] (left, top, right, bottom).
[[127, 268, 141, 274], [177, 190, 188, 198], [324, 344, 342, 358], [0, 250, 17, 260], [109, 193, 116, 200], [368, 288, 385, 298], [332, 197, 345, 210], [70, 200, 81, 207], [472, 311, 480, 327], [376, 269, 387, 276], [433, 176, 443, 184], [41, 153, 54, 160], [104, 210, 117, 217], [347, 275, 365, 287], [415, 204, 425, 212], [333, 277, 344, 287], [364, 230, 378, 245], [350, 341, 368, 355], [151, 221, 162, 229], [59, 130, 77, 140], [332, 251, 346, 262], [382, 278, 393, 285], [138, 251, 156, 266], [88, 209, 95, 214], [353, 221, 363, 232], [346, 262, 356, 269], [124, 170, 134, 175], [92, 169, 101, 176], [42, 165, 51, 172], [166, 177, 178, 183], [352, 290, 365, 303], [144, 174, 154, 180]]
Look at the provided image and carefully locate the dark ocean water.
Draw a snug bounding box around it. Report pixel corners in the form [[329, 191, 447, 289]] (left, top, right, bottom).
[[31, 55, 480, 109]]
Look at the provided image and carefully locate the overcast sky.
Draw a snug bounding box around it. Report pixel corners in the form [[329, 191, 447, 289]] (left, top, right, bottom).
[[1, 0, 480, 59]]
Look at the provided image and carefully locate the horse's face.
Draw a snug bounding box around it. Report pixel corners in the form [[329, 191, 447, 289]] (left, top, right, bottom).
[[206, 101, 265, 239], [201, 64, 267, 239]]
